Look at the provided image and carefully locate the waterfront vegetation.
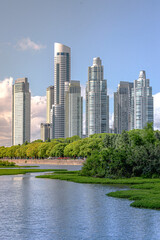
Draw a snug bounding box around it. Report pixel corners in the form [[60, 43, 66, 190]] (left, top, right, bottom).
[[0, 160, 39, 168], [0, 169, 67, 175], [1, 123, 160, 209], [37, 170, 160, 210]]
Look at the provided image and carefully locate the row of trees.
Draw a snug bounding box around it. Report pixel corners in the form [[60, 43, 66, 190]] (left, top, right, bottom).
[[81, 124, 160, 178], [0, 135, 105, 159], [1, 123, 160, 178]]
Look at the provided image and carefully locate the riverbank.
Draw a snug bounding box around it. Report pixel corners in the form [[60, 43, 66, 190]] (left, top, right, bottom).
[[36, 170, 160, 210], [2, 158, 85, 166], [0, 169, 67, 175]]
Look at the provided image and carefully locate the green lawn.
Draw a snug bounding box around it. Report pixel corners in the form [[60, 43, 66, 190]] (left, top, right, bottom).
[[36, 170, 160, 210]]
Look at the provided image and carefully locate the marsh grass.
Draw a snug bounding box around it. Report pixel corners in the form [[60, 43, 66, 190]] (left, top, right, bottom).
[[37, 170, 160, 210], [0, 169, 67, 175]]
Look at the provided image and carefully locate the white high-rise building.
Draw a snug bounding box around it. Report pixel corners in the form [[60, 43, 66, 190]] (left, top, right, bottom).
[[86, 57, 109, 136], [40, 123, 50, 142], [12, 78, 31, 145], [52, 43, 71, 139], [131, 70, 153, 129], [46, 86, 54, 123], [65, 81, 83, 138], [114, 81, 133, 134]]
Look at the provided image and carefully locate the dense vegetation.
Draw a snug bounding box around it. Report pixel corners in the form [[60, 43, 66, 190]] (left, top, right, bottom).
[[1, 123, 160, 178], [0, 135, 104, 159], [81, 124, 160, 178]]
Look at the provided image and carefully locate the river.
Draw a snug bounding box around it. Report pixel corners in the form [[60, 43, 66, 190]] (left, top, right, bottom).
[[0, 165, 160, 240]]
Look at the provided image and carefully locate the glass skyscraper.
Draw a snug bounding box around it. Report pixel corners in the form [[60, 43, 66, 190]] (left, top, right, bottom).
[[86, 57, 109, 136], [46, 86, 54, 124], [131, 70, 153, 129], [12, 78, 31, 145], [114, 81, 133, 133], [52, 43, 71, 139], [65, 80, 83, 138]]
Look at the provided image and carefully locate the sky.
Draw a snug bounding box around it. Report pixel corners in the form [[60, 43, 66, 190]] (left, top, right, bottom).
[[0, 0, 160, 146]]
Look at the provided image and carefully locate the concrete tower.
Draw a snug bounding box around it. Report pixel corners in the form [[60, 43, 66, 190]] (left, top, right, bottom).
[[65, 80, 83, 138], [52, 43, 71, 139], [114, 81, 133, 134], [131, 70, 153, 129], [86, 57, 109, 136], [46, 86, 54, 123], [12, 78, 31, 145]]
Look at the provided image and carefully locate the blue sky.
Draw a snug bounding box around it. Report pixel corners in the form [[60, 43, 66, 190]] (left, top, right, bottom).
[[0, 0, 160, 95], [0, 0, 160, 145]]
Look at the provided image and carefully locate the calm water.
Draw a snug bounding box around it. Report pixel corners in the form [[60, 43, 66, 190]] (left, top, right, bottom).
[[0, 165, 160, 240]]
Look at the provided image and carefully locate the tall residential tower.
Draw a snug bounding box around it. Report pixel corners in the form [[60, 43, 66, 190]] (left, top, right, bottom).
[[65, 80, 83, 138], [46, 86, 54, 123], [52, 43, 71, 139], [86, 57, 109, 136], [114, 81, 133, 133], [12, 78, 31, 145], [131, 70, 153, 129]]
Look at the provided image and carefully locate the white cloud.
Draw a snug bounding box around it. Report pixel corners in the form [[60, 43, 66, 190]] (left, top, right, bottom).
[[0, 78, 46, 146], [16, 38, 46, 51], [154, 93, 160, 130], [31, 96, 46, 141], [0, 78, 13, 146]]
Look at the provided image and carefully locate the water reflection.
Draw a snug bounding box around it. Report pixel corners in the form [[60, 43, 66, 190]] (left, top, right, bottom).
[[0, 167, 160, 240]]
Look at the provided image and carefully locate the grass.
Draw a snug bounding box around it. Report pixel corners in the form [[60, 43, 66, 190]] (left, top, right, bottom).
[[0, 165, 39, 168], [0, 169, 67, 176], [36, 170, 160, 210]]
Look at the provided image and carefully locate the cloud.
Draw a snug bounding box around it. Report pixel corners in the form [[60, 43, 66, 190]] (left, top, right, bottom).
[[31, 96, 46, 141], [154, 93, 160, 130], [16, 38, 46, 51], [0, 78, 46, 146], [0, 77, 13, 146]]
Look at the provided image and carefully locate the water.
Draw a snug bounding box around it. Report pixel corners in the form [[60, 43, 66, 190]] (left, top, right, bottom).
[[0, 165, 160, 240]]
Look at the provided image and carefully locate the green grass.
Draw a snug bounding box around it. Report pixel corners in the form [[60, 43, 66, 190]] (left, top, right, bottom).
[[36, 170, 160, 210], [0, 165, 39, 168], [0, 169, 67, 176]]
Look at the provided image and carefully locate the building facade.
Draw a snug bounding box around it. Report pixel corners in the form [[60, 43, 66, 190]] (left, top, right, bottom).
[[12, 78, 31, 145], [52, 43, 71, 139], [46, 86, 54, 123], [40, 123, 50, 142], [114, 81, 133, 134], [86, 57, 109, 136], [65, 81, 83, 138], [131, 70, 153, 129]]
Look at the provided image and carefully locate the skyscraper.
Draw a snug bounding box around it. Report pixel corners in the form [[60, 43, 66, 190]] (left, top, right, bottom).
[[131, 70, 153, 129], [40, 123, 50, 142], [114, 81, 133, 133], [12, 78, 31, 145], [65, 81, 83, 138], [86, 57, 109, 136], [46, 86, 54, 123], [53, 43, 71, 139]]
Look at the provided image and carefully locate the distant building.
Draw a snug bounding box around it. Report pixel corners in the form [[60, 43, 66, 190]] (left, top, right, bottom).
[[12, 78, 31, 145], [46, 86, 54, 123], [53, 43, 71, 139], [131, 71, 153, 129], [40, 123, 50, 142], [114, 81, 133, 133], [65, 81, 83, 138], [86, 57, 109, 136]]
